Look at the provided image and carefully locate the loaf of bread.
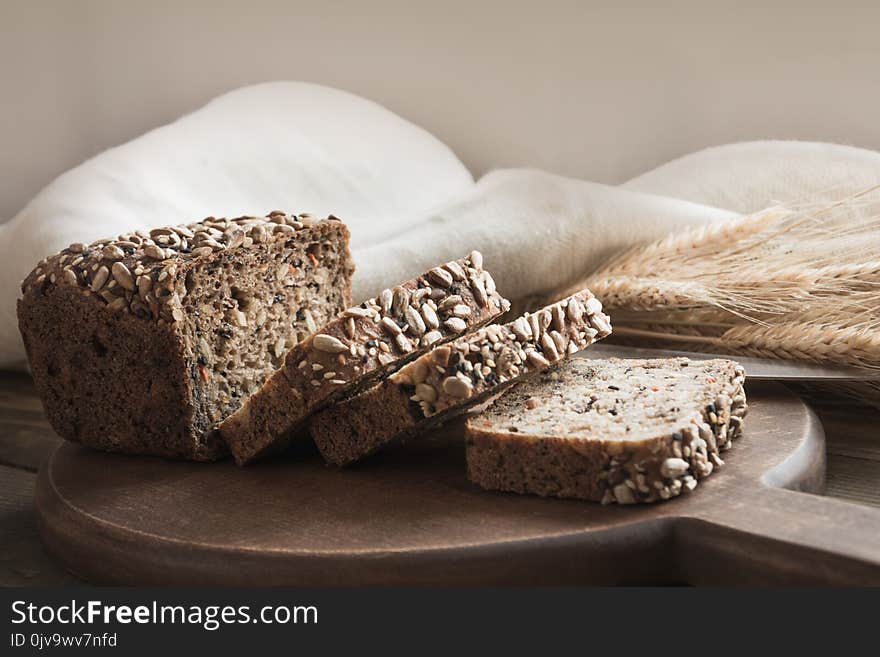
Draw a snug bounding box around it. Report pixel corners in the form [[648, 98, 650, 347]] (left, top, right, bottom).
[[465, 357, 747, 504], [219, 251, 510, 463], [310, 290, 612, 466], [17, 212, 354, 460]]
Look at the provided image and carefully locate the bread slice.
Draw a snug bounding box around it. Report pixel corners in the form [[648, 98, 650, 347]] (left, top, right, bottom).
[[465, 357, 747, 504], [219, 251, 510, 464], [17, 212, 354, 460], [310, 289, 612, 466]]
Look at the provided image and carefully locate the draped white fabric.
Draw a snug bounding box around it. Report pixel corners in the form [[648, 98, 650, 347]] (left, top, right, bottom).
[[3, 82, 879, 368]]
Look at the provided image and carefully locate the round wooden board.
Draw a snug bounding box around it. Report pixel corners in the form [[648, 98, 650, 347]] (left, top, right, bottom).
[[35, 381, 880, 585]]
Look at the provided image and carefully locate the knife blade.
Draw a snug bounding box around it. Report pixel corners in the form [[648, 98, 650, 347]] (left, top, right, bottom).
[[579, 343, 877, 382]]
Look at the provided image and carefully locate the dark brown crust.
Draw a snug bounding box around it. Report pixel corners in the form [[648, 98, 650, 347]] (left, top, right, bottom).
[[464, 358, 748, 504], [18, 283, 210, 459], [220, 252, 510, 464], [17, 213, 353, 461], [310, 290, 612, 466]]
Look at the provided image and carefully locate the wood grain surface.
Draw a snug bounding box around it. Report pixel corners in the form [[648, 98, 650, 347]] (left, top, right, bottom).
[[30, 381, 880, 585], [3, 369, 880, 586]]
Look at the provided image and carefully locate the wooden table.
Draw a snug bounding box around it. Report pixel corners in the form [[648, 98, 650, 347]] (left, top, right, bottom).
[[2, 370, 878, 586]]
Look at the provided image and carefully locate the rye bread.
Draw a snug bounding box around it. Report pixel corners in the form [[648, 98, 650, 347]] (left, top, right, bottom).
[[465, 357, 747, 504], [310, 289, 612, 466], [219, 251, 511, 464], [17, 212, 353, 460]]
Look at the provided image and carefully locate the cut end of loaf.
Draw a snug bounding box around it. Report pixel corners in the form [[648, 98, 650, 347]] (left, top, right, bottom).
[[465, 357, 747, 504], [17, 212, 354, 460]]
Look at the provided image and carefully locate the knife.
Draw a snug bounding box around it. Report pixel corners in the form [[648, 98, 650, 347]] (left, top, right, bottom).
[[579, 343, 877, 382]]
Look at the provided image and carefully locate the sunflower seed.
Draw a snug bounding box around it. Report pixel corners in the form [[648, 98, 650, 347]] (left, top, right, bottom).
[[439, 295, 463, 311], [404, 306, 426, 335], [566, 298, 584, 322], [469, 250, 483, 270], [423, 330, 442, 346], [274, 337, 286, 358], [345, 317, 356, 339], [550, 330, 568, 355], [343, 306, 372, 319], [510, 317, 531, 342], [108, 296, 129, 312], [482, 270, 496, 294], [442, 376, 472, 398], [445, 260, 466, 281], [102, 245, 125, 260], [392, 286, 410, 314], [429, 267, 453, 287], [313, 333, 348, 353], [585, 297, 603, 316], [62, 268, 78, 285], [539, 310, 552, 332], [420, 303, 440, 329], [590, 313, 612, 335], [661, 458, 690, 478], [304, 309, 317, 334], [526, 350, 550, 368], [444, 317, 467, 332], [225, 228, 245, 248], [452, 304, 472, 318], [470, 275, 488, 307], [551, 304, 565, 332], [192, 246, 214, 257], [411, 287, 431, 305], [394, 334, 412, 353], [137, 275, 152, 299], [90, 266, 110, 292], [111, 262, 135, 291], [143, 244, 166, 260], [540, 333, 560, 360], [528, 314, 541, 341], [380, 316, 402, 335], [380, 289, 393, 314], [249, 224, 268, 242]]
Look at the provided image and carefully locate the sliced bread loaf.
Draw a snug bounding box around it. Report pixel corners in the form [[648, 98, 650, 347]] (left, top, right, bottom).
[[219, 251, 510, 463], [310, 290, 612, 466], [465, 357, 747, 504], [17, 212, 354, 460]]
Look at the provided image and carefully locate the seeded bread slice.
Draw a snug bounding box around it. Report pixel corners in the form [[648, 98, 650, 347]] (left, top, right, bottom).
[[310, 290, 612, 466], [219, 251, 510, 464], [17, 212, 354, 461], [465, 357, 747, 504]]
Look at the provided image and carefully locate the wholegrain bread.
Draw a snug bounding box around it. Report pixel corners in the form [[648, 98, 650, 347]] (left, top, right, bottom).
[[465, 357, 747, 504], [310, 289, 612, 466], [17, 212, 353, 460], [219, 251, 510, 463]]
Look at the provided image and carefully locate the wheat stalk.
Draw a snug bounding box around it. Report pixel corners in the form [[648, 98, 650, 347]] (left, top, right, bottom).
[[550, 186, 880, 406]]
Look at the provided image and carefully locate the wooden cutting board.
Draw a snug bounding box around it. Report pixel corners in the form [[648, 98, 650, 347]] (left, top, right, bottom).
[[35, 381, 880, 585]]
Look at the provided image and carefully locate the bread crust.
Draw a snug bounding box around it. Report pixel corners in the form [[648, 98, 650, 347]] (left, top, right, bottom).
[[464, 357, 747, 504], [310, 289, 612, 466]]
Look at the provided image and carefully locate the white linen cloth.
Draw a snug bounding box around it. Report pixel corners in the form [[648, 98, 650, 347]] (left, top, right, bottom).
[[2, 81, 880, 368]]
